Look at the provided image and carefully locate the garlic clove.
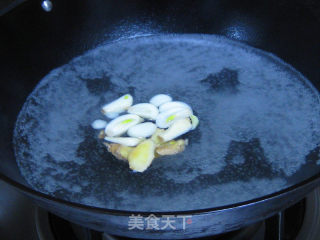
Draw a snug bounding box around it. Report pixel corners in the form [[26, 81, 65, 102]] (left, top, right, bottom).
[[105, 112, 119, 119], [91, 119, 107, 129], [190, 115, 199, 130], [159, 101, 192, 113], [101, 94, 133, 116], [128, 103, 159, 120], [104, 143, 133, 161], [104, 136, 143, 147], [127, 122, 157, 138], [128, 139, 155, 172], [156, 107, 193, 128], [105, 114, 142, 137], [149, 94, 172, 107], [159, 118, 192, 142]]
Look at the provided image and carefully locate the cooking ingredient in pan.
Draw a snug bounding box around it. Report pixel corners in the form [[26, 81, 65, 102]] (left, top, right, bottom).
[[96, 94, 198, 172]]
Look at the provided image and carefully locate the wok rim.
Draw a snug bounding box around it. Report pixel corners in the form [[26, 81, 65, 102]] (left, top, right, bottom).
[[1, 172, 320, 216]]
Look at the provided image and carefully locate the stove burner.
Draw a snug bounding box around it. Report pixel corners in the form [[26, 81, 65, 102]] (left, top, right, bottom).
[[32, 188, 320, 240], [35, 208, 263, 240]]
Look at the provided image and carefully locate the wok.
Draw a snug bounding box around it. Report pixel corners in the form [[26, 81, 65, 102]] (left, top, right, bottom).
[[1, 0, 320, 239]]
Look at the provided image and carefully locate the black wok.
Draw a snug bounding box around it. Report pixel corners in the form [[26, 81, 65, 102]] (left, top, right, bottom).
[[1, 0, 320, 239]]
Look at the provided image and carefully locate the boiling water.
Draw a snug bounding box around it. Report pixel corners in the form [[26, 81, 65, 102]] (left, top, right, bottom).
[[14, 35, 320, 211]]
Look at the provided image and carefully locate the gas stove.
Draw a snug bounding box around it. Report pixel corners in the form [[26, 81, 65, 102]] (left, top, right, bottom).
[[1, 180, 320, 240]]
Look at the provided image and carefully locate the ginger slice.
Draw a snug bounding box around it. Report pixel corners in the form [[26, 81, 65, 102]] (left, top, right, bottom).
[[104, 143, 133, 161], [156, 139, 188, 156], [128, 140, 155, 172]]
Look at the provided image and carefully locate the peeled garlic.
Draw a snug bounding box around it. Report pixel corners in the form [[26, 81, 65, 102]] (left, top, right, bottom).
[[159, 118, 192, 142], [105, 112, 119, 119], [127, 122, 157, 138], [104, 143, 133, 160], [150, 94, 172, 107], [190, 115, 199, 130], [156, 139, 188, 156], [159, 101, 192, 112], [91, 119, 107, 129], [104, 137, 143, 147], [105, 114, 142, 137], [128, 139, 155, 172], [156, 107, 193, 128], [128, 103, 159, 120], [101, 94, 133, 116]]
